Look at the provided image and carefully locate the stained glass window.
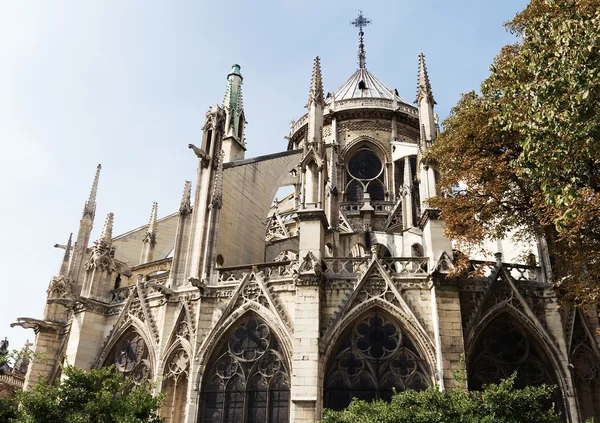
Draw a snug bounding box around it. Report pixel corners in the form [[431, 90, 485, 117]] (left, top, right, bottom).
[[324, 312, 431, 411], [200, 317, 290, 423], [346, 146, 385, 201]]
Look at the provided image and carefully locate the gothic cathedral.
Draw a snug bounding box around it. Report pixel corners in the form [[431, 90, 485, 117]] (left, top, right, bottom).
[[14, 13, 600, 423]]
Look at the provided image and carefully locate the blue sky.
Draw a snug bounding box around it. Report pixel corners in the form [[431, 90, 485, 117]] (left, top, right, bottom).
[[0, 1, 527, 352]]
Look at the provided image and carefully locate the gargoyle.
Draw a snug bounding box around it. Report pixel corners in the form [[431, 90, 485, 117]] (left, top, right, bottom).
[[188, 144, 211, 168]]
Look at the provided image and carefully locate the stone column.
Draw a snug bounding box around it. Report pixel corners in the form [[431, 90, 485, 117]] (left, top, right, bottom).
[[291, 209, 325, 422]]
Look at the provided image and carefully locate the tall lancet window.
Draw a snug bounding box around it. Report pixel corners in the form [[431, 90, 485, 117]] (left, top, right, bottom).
[[324, 312, 431, 411], [200, 316, 290, 423], [346, 145, 385, 201]]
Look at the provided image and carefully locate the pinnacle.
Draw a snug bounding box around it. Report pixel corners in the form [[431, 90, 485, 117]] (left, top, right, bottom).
[[148, 202, 158, 233], [100, 212, 114, 244], [84, 164, 101, 216], [307, 56, 324, 107], [180, 181, 192, 213], [416, 52, 435, 104]]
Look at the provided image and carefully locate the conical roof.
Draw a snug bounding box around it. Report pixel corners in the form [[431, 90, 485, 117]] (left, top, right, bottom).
[[327, 68, 409, 104]]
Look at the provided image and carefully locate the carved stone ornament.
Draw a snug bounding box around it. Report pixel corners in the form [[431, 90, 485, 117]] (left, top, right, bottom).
[[85, 239, 116, 271], [188, 143, 211, 168], [298, 251, 322, 277]]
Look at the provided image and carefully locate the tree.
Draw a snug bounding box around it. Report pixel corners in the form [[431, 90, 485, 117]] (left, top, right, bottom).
[[14, 365, 164, 423], [426, 0, 600, 303], [321, 374, 560, 423]]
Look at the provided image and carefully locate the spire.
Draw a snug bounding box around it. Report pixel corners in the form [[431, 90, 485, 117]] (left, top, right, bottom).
[[58, 233, 73, 276], [416, 52, 435, 104], [84, 164, 101, 217], [223, 64, 245, 143], [307, 56, 324, 107], [351, 11, 371, 69], [179, 181, 192, 214], [148, 202, 158, 234], [100, 212, 114, 245], [142, 202, 158, 247]]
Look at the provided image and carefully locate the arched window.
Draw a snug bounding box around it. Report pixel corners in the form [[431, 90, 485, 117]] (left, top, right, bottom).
[[324, 312, 431, 411], [468, 316, 563, 415], [346, 146, 385, 202], [102, 327, 152, 388], [200, 316, 290, 423], [161, 347, 190, 423], [569, 313, 600, 421]]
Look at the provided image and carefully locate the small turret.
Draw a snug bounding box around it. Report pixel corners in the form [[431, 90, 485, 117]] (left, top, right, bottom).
[[222, 64, 246, 162], [83, 164, 101, 219], [81, 212, 116, 302]]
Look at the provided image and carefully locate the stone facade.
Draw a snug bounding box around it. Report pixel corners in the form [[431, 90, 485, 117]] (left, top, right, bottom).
[[14, 26, 600, 423]]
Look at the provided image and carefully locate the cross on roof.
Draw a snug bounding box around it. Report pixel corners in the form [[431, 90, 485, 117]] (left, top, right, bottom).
[[351, 10, 371, 33]]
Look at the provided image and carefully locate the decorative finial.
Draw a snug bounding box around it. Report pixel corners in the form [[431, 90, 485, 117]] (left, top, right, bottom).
[[416, 52, 436, 104], [101, 212, 114, 244], [84, 164, 101, 217], [307, 56, 324, 107], [351, 11, 371, 69]]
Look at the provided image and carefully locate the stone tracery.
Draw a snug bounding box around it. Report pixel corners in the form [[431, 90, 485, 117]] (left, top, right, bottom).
[[324, 312, 431, 411], [199, 316, 290, 423]]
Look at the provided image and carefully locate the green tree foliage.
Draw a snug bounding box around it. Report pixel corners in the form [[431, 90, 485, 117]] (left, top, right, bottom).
[[14, 365, 164, 423], [427, 0, 600, 303], [321, 374, 559, 423]]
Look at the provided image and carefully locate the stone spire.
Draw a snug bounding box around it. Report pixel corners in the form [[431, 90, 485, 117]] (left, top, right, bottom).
[[146, 202, 158, 239], [307, 56, 324, 107], [351, 11, 371, 69], [416, 52, 435, 104], [58, 233, 73, 277], [179, 181, 192, 215], [83, 164, 101, 218], [100, 212, 114, 245], [140, 203, 158, 265], [416, 53, 437, 144]]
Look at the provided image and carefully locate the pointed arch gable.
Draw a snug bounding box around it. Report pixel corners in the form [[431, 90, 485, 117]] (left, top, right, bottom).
[[323, 258, 434, 363], [162, 300, 195, 356], [94, 317, 157, 375], [340, 135, 392, 163]]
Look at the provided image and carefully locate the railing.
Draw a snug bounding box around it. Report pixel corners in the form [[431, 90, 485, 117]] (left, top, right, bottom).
[[505, 263, 545, 284], [217, 260, 295, 283], [380, 257, 429, 276], [322, 257, 429, 277], [322, 257, 371, 276], [469, 260, 545, 284], [0, 373, 24, 388], [340, 201, 395, 215]]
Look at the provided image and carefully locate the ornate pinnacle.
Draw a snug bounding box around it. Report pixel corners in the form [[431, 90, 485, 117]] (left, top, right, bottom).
[[59, 233, 73, 276], [307, 56, 324, 107], [148, 202, 158, 233], [100, 212, 114, 245], [351, 11, 371, 69], [143, 202, 158, 245], [84, 164, 101, 217], [180, 181, 192, 214], [416, 52, 436, 104]]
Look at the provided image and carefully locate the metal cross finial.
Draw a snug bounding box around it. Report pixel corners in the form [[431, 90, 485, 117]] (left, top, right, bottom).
[[351, 10, 371, 33], [351, 11, 371, 69]]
